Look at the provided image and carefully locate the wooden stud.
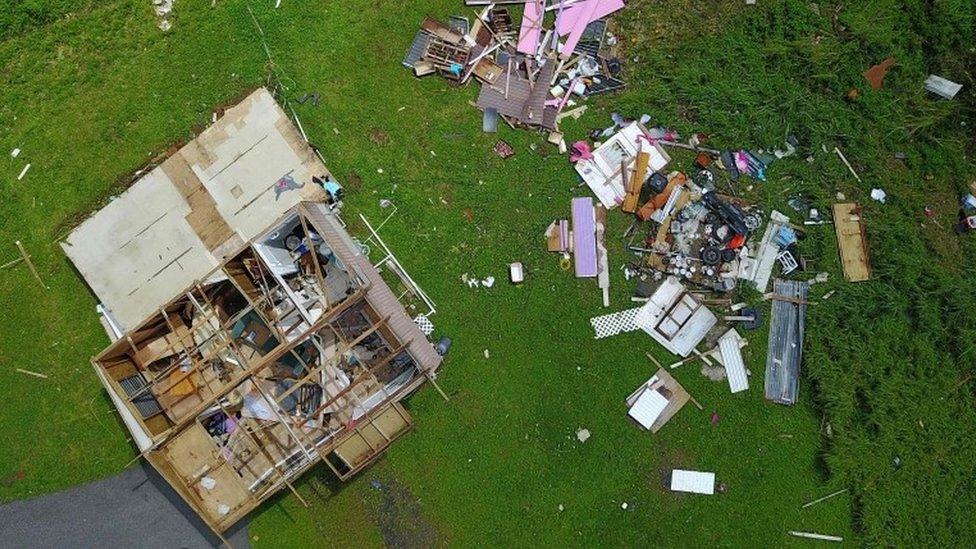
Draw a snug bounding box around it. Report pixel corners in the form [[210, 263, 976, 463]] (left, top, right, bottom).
[[15, 240, 48, 289]]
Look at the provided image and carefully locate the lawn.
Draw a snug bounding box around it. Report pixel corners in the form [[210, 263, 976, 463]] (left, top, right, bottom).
[[1, 0, 974, 546]]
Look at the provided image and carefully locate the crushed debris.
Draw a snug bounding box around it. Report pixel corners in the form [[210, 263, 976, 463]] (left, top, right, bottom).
[[405, 3, 628, 147]]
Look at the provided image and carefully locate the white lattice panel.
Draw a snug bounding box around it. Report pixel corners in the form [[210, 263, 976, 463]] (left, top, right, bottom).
[[414, 314, 434, 336], [590, 307, 641, 339]]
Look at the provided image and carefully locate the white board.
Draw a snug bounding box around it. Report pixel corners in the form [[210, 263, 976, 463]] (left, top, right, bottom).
[[670, 469, 715, 495], [628, 387, 669, 430], [719, 331, 749, 393]]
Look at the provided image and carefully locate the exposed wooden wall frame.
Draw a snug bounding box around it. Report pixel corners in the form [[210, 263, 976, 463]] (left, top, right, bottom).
[[83, 192, 442, 536]]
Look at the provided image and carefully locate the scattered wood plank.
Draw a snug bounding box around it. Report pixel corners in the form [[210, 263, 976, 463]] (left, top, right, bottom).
[[801, 488, 848, 509], [832, 202, 871, 282], [15, 240, 48, 290], [0, 256, 25, 270], [16, 368, 48, 379], [789, 531, 843, 542]]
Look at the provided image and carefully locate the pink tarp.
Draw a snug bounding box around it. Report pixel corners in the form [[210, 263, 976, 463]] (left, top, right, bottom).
[[516, 0, 546, 55]]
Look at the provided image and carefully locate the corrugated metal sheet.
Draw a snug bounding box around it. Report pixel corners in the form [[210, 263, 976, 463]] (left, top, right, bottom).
[[520, 61, 555, 123], [670, 469, 715, 495], [476, 76, 533, 120], [302, 203, 443, 373], [402, 30, 431, 68], [476, 60, 557, 128], [764, 279, 808, 405], [719, 331, 748, 393]]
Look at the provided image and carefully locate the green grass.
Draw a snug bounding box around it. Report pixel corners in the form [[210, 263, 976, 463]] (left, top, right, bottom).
[[1, 0, 974, 546]]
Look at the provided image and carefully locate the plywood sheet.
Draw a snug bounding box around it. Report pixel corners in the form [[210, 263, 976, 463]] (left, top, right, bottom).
[[62, 88, 328, 330], [832, 202, 871, 282]]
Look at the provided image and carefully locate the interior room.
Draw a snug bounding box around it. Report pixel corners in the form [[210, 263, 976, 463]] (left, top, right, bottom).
[[94, 276, 283, 435], [252, 212, 359, 326]]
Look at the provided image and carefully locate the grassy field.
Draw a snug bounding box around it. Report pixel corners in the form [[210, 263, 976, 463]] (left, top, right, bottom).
[[1, 0, 974, 546]]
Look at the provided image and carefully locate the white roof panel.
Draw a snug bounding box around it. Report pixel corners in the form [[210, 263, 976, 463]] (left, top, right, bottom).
[[628, 387, 669, 429], [62, 88, 327, 330], [720, 330, 749, 393], [670, 469, 715, 495]]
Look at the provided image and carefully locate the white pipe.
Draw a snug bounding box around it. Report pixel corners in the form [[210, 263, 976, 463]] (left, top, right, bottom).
[[359, 213, 437, 316]]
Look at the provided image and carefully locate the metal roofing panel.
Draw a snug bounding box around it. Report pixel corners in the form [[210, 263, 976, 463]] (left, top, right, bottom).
[[764, 279, 808, 405], [670, 470, 715, 495], [402, 30, 431, 68], [720, 331, 749, 393], [628, 387, 669, 430], [476, 76, 533, 119]]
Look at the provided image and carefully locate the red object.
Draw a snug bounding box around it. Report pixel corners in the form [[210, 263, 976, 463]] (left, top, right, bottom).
[[727, 234, 747, 249], [863, 57, 895, 91], [695, 152, 711, 169]]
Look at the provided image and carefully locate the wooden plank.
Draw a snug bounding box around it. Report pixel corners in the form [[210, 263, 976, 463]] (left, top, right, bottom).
[[622, 151, 648, 213], [832, 202, 871, 282]]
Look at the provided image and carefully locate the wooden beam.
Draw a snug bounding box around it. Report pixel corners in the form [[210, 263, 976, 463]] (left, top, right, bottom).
[[15, 240, 47, 289], [296, 337, 409, 426], [141, 285, 372, 450]]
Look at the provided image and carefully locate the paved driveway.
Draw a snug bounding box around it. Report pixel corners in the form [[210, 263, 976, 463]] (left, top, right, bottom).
[[0, 463, 250, 548]]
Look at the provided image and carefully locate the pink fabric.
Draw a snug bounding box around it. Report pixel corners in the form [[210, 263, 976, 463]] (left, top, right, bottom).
[[570, 141, 594, 163], [517, 0, 546, 55], [735, 151, 750, 172]]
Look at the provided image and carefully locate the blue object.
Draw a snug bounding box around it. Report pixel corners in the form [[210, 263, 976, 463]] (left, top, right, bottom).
[[962, 194, 976, 210], [324, 180, 342, 198], [774, 226, 797, 248], [448, 63, 463, 76]]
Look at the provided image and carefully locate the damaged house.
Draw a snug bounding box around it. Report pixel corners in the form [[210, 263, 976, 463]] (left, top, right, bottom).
[[61, 88, 443, 536]]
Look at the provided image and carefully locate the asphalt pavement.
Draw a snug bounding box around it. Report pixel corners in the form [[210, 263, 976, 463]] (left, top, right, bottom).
[[0, 463, 250, 548]]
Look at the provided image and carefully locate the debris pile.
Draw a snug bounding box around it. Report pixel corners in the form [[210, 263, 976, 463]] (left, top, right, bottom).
[[551, 115, 848, 411], [403, 1, 627, 149]]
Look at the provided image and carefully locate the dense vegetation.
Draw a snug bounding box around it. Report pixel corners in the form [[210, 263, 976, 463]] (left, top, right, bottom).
[[619, 0, 976, 543]]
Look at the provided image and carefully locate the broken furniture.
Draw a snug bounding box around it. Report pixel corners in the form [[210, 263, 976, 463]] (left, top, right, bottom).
[[634, 277, 718, 357], [832, 202, 871, 282], [574, 123, 670, 209], [625, 368, 690, 433], [764, 279, 809, 405], [738, 210, 791, 292]]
